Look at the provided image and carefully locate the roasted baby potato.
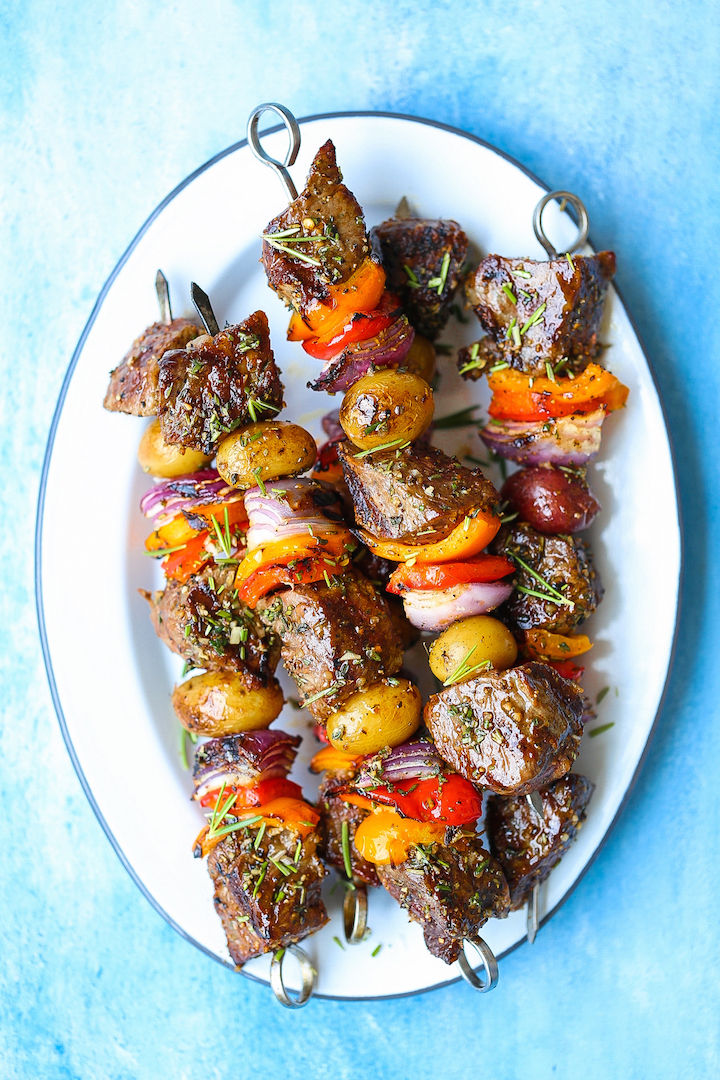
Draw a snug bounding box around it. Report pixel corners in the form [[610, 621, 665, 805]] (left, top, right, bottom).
[[216, 421, 316, 488], [137, 418, 212, 477], [428, 615, 518, 684], [339, 370, 434, 450], [326, 678, 422, 755], [404, 334, 437, 383], [172, 672, 284, 736]]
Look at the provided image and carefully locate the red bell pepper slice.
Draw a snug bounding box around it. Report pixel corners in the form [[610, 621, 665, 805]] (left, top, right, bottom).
[[198, 777, 302, 809], [363, 774, 483, 826], [386, 554, 515, 594], [302, 311, 396, 360]]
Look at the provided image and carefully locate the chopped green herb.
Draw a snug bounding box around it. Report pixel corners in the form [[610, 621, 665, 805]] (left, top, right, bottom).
[[589, 722, 615, 737], [372, 944, 382, 957], [143, 542, 188, 559], [341, 820, 353, 880], [427, 251, 451, 295], [596, 686, 610, 704], [566, 252, 576, 272], [545, 361, 556, 383], [513, 267, 532, 279], [520, 302, 547, 336], [510, 550, 575, 609], [252, 467, 267, 496], [404, 264, 420, 289], [333, 936, 346, 950], [443, 644, 492, 687], [434, 405, 481, 429], [179, 727, 189, 770], [354, 437, 410, 458], [502, 284, 518, 304]]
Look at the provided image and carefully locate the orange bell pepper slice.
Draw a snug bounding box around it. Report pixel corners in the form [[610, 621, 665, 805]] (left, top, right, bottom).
[[234, 528, 356, 587], [238, 553, 352, 608], [353, 808, 447, 866], [525, 628, 593, 659], [193, 797, 321, 858], [287, 258, 386, 341], [145, 514, 200, 552], [487, 362, 629, 421], [310, 746, 363, 774], [357, 509, 501, 565]]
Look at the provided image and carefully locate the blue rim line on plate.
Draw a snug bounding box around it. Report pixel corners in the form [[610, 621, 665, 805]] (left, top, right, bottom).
[[34, 110, 684, 1001]]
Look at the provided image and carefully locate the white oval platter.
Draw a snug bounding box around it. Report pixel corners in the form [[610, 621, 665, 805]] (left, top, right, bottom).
[[36, 112, 681, 1000]]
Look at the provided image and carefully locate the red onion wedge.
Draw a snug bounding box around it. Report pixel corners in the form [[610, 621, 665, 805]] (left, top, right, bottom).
[[140, 469, 240, 521], [402, 581, 514, 631], [192, 731, 300, 800], [479, 409, 606, 465], [355, 741, 445, 789], [321, 409, 346, 442], [308, 316, 415, 394], [244, 477, 345, 550]]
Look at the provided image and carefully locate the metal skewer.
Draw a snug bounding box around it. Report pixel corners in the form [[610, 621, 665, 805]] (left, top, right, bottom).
[[190, 282, 220, 336], [247, 103, 301, 203], [343, 882, 368, 944], [457, 937, 499, 993], [270, 944, 316, 1008], [525, 790, 546, 945], [533, 190, 589, 259], [155, 269, 173, 325]]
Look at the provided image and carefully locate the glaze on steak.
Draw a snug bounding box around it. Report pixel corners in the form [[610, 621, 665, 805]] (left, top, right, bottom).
[[157, 311, 284, 455], [376, 831, 510, 964], [465, 252, 616, 375], [424, 663, 585, 795], [338, 440, 499, 545], [485, 772, 595, 908], [370, 216, 468, 340], [317, 773, 379, 887], [103, 318, 200, 415], [257, 571, 403, 720], [493, 521, 603, 635], [207, 823, 328, 965], [261, 140, 371, 314], [142, 563, 279, 687]]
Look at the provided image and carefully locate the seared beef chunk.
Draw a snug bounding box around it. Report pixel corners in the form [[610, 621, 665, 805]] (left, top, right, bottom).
[[456, 336, 503, 382], [207, 823, 328, 965], [103, 318, 200, 415], [352, 548, 420, 649], [262, 140, 370, 313], [257, 571, 403, 720], [376, 831, 510, 964], [370, 216, 468, 340], [466, 252, 616, 375], [157, 311, 284, 455], [493, 521, 603, 635], [338, 440, 499, 545], [424, 663, 585, 795], [317, 773, 379, 887], [486, 773, 594, 908], [142, 564, 279, 687]]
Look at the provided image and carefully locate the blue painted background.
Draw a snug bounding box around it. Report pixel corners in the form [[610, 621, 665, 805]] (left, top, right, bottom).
[[2, 1, 719, 1077]]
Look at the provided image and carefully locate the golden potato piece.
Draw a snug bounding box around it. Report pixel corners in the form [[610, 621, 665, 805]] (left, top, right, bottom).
[[172, 672, 284, 736], [339, 370, 434, 451], [428, 615, 518, 684], [216, 421, 317, 488], [327, 678, 422, 755], [404, 334, 436, 384], [137, 418, 212, 477]]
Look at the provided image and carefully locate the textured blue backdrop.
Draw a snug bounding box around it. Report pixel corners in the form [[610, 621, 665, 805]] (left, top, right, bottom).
[[2, 1, 719, 1077]]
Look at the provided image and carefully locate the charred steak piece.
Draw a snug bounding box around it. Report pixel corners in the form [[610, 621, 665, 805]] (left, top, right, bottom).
[[376, 831, 510, 964], [142, 564, 280, 687], [369, 216, 468, 340], [317, 773, 379, 887], [157, 311, 284, 455], [424, 663, 585, 795], [456, 336, 504, 382], [338, 440, 499, 545], [465, 252, 616, 375], [257, 571, 403, 720], [207, 823, 328, 965], [493, 521, 603, 635], [103, 318, 200, 415], [261, 140, 371, 314], [486, 772, 595, 908]]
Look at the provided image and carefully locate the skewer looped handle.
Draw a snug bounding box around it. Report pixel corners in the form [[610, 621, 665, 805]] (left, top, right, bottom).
[[533, 190, 589, 259], [457, 937, 499, 993], [270, 944, 316, 1009], [343, 882, 368, 944], [247, 103, 301, 203]]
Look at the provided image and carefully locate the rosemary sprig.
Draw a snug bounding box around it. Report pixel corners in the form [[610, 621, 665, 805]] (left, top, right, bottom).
[[205, 781, 263, 842], [428, 251, 450, 295], [252, 466, 267, 496], [589, 722, 615, 737], [404, 264, 420, 289], [246, 396, 280, 423], [143, 542, 188, 559], [510, 550, 575, 609], [513, 267, 532, 279], [303, 681, 343, 707], [262, 235, 322, 266], [433, 405, 481, 429], [443, 645, 492, 687], [502, 284, 517, 304], [520, 301, 547, 336], [210, 507, 233, 559], [354, 437, 410, 458], [341, 820, 353, 881]]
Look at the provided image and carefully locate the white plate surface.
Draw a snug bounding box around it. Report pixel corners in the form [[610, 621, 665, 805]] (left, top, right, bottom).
[[37, 113, 681, 1000]]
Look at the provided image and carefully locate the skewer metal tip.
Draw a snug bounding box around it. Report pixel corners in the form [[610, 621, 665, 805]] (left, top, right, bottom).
[[457, 938, 499, 993], [527, 882, 540, 945], [270, 944, 316, 1008], [527, 789, 545, 820], [343, 882, 368, 944], [190, 282, 220, 337], [247, 102, 301, 203], [532, 190, 590, 260], [394, 195, 414, 219], [155, 270, 172, 325]]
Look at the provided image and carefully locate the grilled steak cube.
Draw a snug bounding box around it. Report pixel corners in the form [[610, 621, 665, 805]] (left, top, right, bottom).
[[262, 140, 371, 314], [465, 252, 616, 375], [424, 663, 585, 795], [207, 823, 328, 965], [157, 311, 284, 455], [318, 773, 379, 887], [493, 521, 603, 635], [456, 336, 504, 381], [257, 571, 403, 720], [376, 831, 509, 964], [103, 318, 200, 415], [142, 564, 279, 687], [486, 772, 595, 908], [370, 216, 468, 340], [338, 441, 499, 545]]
